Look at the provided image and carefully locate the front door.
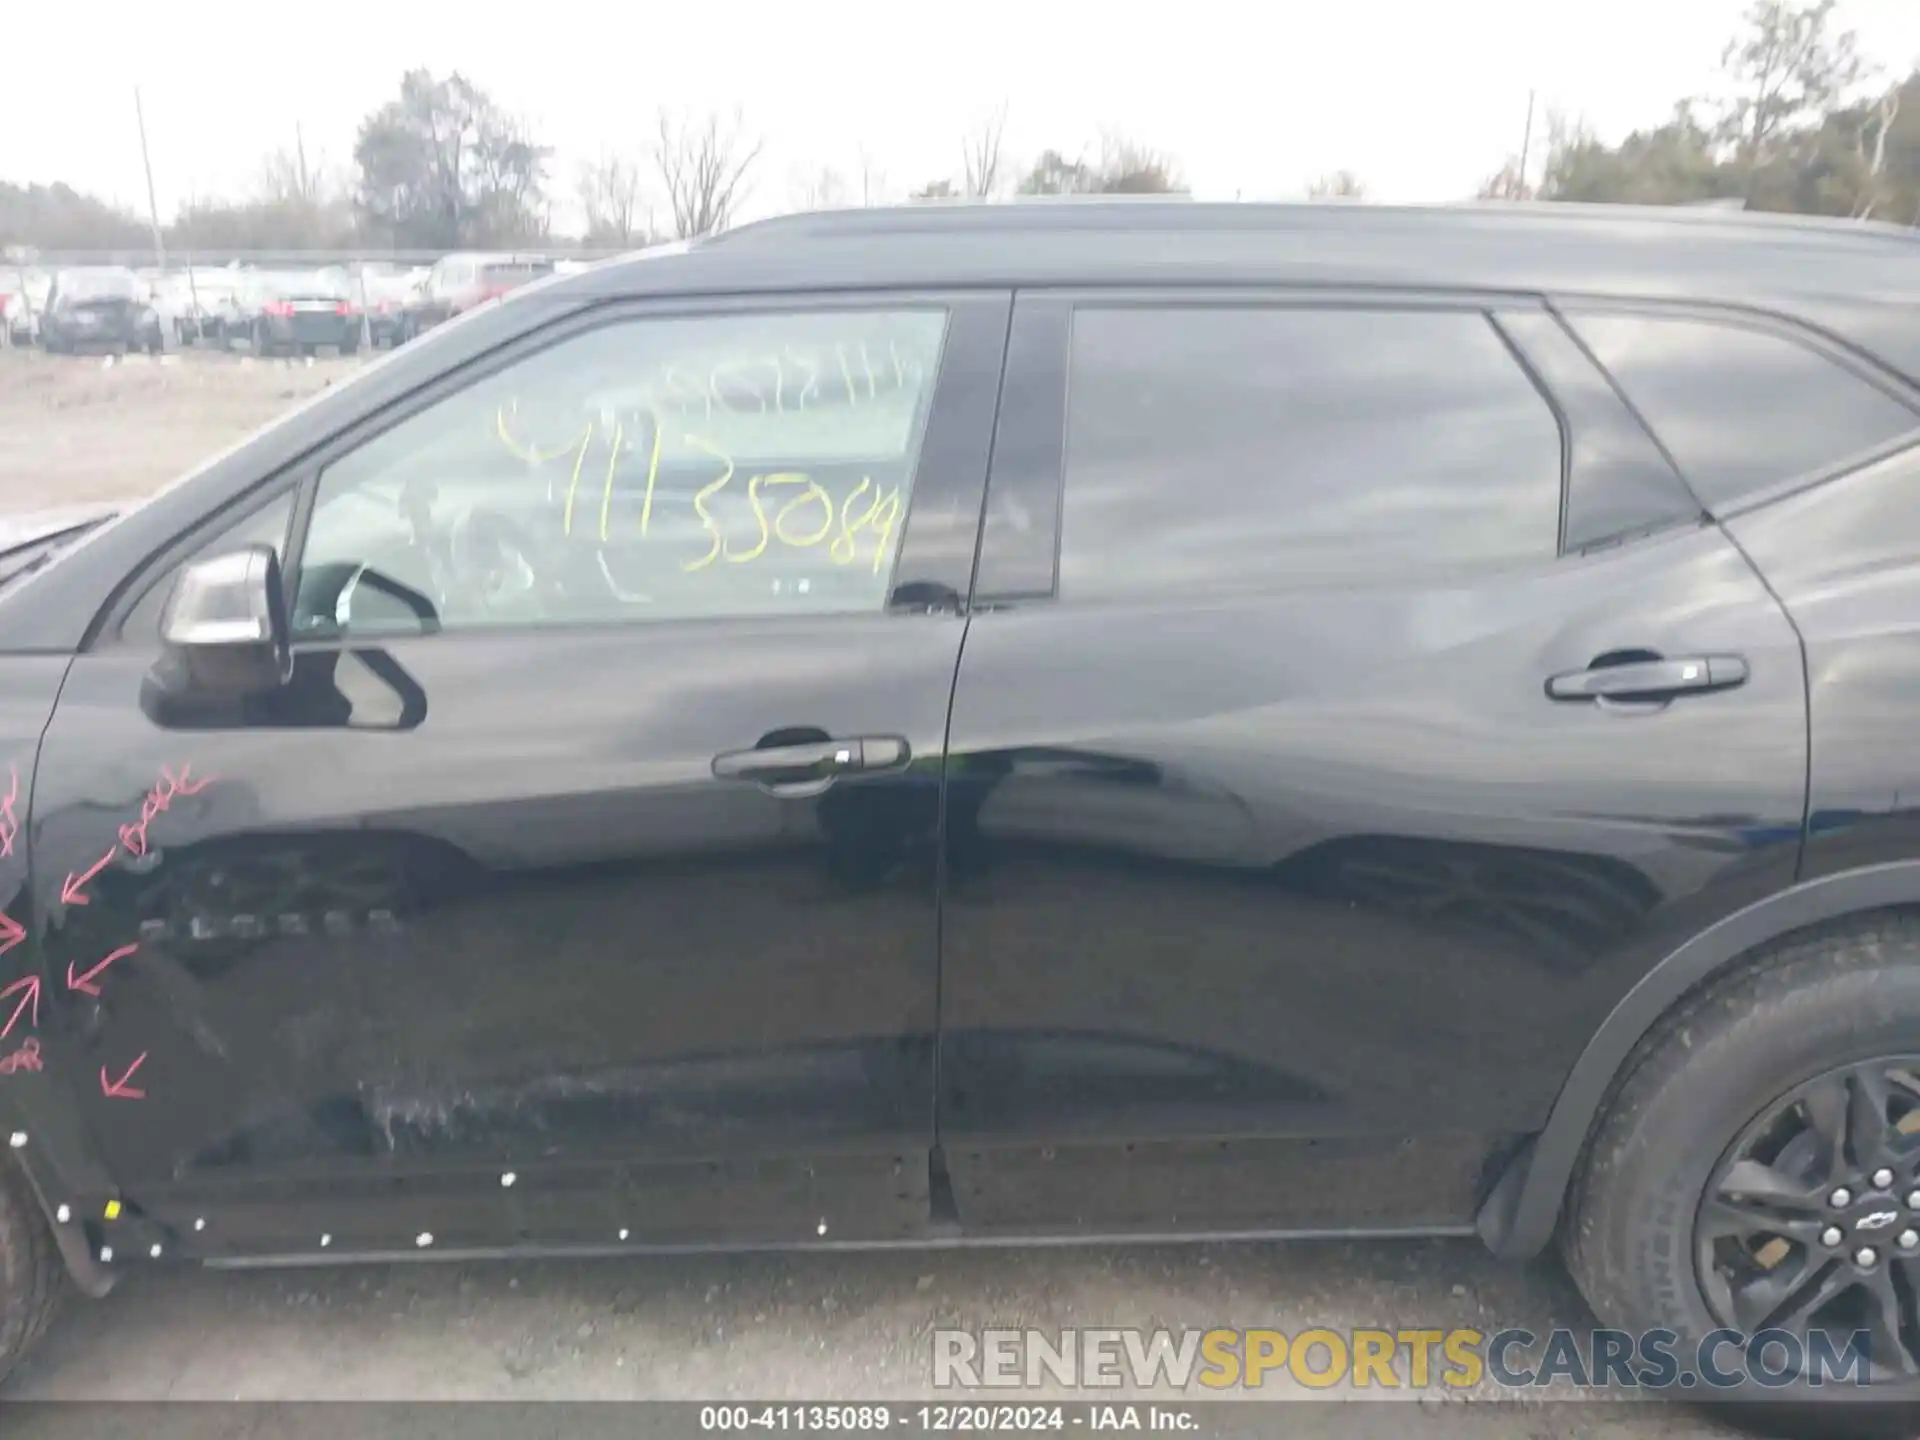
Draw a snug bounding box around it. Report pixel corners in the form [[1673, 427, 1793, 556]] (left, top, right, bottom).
[[31, 292, 1008, 1255]]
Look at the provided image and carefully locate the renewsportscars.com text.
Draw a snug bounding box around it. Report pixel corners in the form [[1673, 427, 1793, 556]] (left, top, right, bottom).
[[933, 1326, 1877, 1391]]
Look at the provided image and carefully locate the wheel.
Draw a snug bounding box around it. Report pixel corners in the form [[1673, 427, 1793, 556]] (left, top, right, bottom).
[[252, 320, 272, 357], [146, 334, 163, 357], [0, 1159, 64, 1386], [340, 337, 359, 356], [1565, 917, 1920, 1430]]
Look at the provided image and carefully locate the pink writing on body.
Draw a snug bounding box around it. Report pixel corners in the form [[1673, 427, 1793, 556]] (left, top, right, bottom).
[[0, 764, 18, 860], [119, 764, 215, 859]]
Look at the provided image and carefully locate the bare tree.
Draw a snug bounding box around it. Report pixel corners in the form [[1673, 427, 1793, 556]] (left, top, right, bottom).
[[654, 108, 764, 238], [1306, 170, 1367, 199], [856, 148, 889, 206], [1479, 105, 1592, 201], [1094, 133, 1182, 193], [1717, 0, 1864, 190], [578, 154, 648, 244], [258, 126, 332, 206], [791, 165, 852, 212], [963, 104, 1009, 198], [1851, 85, 1904, 218]]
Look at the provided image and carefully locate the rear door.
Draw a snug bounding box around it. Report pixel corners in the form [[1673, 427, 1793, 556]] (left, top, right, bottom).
[[937, 291, 1809, 1237], [30, 291, 1008, 1255]]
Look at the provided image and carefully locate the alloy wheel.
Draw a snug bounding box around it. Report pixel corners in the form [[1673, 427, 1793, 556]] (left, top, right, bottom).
[[1696, 1057, 1920, 1378]]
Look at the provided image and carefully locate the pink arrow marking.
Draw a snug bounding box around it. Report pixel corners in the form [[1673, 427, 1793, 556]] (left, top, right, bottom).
[[100, 1053, 147, 1100], [0, 976, 39, 1040], [67, 944, 136, 998], [0, 913, 22, 962], [60, 847, 117, 907]]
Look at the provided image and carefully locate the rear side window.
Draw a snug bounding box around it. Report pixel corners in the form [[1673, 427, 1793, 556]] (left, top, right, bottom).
[[1567, 312, 1920, 510], [1058, 306, 1564, 600]]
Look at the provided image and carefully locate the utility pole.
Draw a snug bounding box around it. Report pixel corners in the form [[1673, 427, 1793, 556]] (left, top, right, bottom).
[[133, 87, 166, 271], [1516, 88, 1537, 199]]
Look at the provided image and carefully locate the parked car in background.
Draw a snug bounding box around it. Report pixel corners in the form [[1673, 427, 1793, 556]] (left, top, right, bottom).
[[37, 267, 163, 355], [223, 269, 361, 357], [3, 271, 50, 347], [199, 269, 269, 348], [148, 270, 232, 346], [398, 251, 555, 342], [342, 265, 420, 348]]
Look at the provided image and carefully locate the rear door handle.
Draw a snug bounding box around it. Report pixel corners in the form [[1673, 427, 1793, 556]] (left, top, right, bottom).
[[1546, 655, 1749, 702], [712, 736, 911, 791]]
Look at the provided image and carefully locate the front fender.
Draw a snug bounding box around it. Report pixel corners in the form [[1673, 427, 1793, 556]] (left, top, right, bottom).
[[0, 655, 123, 1294], [1478, 861, 1920, 1258]]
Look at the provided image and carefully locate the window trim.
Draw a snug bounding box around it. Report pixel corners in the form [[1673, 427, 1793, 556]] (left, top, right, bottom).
[[978, 287, 1571, 607], [1552, 295, 1920, 408], [1552, 296, 1920, 520], [1492, 309, 1704, 554], [97, 289, 1013, 648]]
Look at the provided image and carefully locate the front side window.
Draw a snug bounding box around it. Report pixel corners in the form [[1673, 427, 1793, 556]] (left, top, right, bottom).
[[292, 307, 950, 635], [1057, 306, 1564, 601], [1567, 311, 1920, 511]]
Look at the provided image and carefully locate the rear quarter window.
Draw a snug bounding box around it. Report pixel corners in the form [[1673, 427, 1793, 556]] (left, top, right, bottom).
[[1566, 310, 1920, 512]]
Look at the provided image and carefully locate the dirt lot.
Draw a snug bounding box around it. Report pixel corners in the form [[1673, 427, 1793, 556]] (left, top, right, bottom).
[[0, 348, 1741, 1433], [0, 347, 359, 508]]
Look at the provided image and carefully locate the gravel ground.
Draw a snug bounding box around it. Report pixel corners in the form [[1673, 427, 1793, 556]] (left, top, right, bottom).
[[0, 347, 1746, 1434]]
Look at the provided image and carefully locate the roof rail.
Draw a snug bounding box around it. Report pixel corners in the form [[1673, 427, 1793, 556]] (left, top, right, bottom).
[[712, 196, 1197, 244], [700, 196, 1920, 252]]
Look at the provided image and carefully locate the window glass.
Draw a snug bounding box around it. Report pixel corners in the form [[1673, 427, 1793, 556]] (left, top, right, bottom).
[[1058, 306, 1563, 600], [479, 261, 554, 287], [58, 268, 140, 301], [1568, 312, 1920, 510], [294, 308, 949, 635]]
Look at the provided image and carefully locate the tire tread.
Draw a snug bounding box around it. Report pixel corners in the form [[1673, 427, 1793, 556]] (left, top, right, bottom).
[[1563, 909, 1920, 1324]]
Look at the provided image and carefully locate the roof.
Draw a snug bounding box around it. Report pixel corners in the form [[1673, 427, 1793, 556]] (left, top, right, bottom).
[[550, 200, 1920, 383]]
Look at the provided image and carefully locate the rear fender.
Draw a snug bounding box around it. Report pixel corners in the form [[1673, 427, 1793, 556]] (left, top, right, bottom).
[[1478, 862, 1920, 1258]]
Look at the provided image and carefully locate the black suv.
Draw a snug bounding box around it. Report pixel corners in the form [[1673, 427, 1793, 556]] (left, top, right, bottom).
[[2, 203, 1920, 1417], [37, 267, 164, 356]]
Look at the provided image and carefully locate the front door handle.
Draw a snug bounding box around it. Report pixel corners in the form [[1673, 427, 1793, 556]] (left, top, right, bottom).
[[1546, 654, 1749, 703], [712, 735, 912, 792]]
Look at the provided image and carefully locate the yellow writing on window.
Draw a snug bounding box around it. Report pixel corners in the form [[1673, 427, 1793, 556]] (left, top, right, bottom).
[[496, 401, 590, 464], [496, 399, 909, 569], [681, 436, 902, 576]]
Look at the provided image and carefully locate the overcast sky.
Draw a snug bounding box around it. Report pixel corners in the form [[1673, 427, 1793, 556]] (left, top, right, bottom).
[[4, 0, 1918, 230]]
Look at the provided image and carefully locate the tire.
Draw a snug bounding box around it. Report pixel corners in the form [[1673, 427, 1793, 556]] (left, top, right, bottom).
[[0, 1159, 64, 1386], [1564, 915, 1920, 1432]]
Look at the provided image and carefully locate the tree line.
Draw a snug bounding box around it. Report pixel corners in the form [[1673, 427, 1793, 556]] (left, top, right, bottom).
[[1481, 0, 1915, 221], [3, 0, 1916, 260]]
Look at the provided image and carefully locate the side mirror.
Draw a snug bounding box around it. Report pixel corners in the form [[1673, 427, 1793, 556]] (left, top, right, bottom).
[[155, 544, 292, 699]]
